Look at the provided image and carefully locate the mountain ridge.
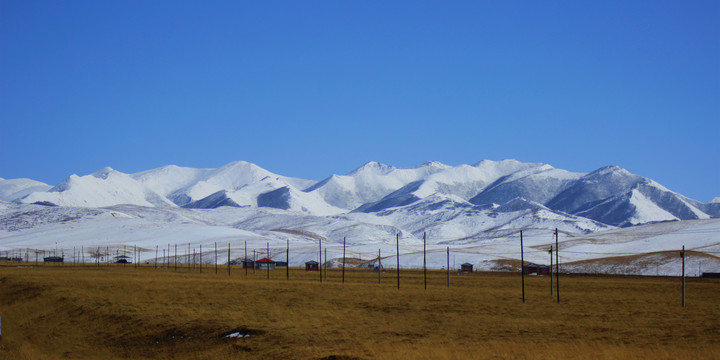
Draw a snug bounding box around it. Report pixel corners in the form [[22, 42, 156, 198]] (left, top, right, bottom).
[[3, 160, 717, 229]]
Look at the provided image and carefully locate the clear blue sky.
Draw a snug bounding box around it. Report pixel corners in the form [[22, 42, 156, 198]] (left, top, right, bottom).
[[1, 1, 718, 201]]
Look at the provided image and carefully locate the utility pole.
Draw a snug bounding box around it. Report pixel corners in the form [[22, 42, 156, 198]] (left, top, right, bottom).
[[423, 232, 427, 290], [319, 239, 322, 283], [245, 240, 248, 277], [325, 248, 328, 281], [342, 237, 346, 284], [549, 245, 553, 295], [446, 246, 450, 288], [555, 228, 560, 304], [378, 248, 381, 284], [681, 246, 685, 307], [520, 230, 525, 303], [286, 240, 289, 280], [396, 233, 400, 290], [267, 242, 270, 280]]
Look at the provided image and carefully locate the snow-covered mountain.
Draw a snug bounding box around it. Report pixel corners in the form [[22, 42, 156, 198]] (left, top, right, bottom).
[[353, 160, 542, 213], [305, 161, 450, 210], [5, 160, 718, 227], [0, 178, 52, 202], [2, 159, 719, 276], [133, 161, 316, 207], [2, 202, 718, 276], [545, 166, 710, 227], [19, 168, 175, 208]]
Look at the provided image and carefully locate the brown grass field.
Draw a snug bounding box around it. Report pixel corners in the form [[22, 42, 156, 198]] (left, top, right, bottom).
[[0, 263, 718, 359]]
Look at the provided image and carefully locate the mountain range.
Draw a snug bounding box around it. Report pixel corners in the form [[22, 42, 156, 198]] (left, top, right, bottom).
[[2, 159, 717, 229], [2, 160, 719, 276]]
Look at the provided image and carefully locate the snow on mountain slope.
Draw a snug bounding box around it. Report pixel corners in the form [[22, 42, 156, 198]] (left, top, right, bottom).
[[2, 202, 718, 275], [181, 175, 345, 216], [369, 193, 612, 244], [9, 160, 718, 233], [0, 178, 52, 202], [132, 165, 212, 198], [305, 161, 451, 210], [353, 160, 544, 213], [469, 165, 583, 205], [402, 160, 543, 201], [546, 166, 644, 213], [0, 204, 268, 258], [701, 198, 720, 217], [555, 218, 720, 270], [18, 168, 175, 208], [136, 161, 316, 206], [255, 186, 346, 215], [546, 166, 711, 226]]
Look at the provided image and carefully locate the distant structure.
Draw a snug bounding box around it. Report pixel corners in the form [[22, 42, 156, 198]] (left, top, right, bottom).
[[43, 256, 63, 263], [460, 263, 474, 274], [254, 258, 276, 270], [305, 260, 319, 271], [114, 255, 131, 264], [0, 257, 22, 262], [241, 258, 254, 269], [524, 263, 550, 275]]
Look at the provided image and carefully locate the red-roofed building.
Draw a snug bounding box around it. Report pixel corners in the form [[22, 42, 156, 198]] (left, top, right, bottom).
[[254, 257, 276, 270]]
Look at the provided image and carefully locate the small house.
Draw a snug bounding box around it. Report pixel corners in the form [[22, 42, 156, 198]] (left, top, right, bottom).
[[254, 258, 276, 270], [114, 255, 131, 264], [524, 263, 550, 275], [460, 263, 474, 273], [241, 259, 254, 269], [43, 256, 64, 263], [305, 260, 319, 271]]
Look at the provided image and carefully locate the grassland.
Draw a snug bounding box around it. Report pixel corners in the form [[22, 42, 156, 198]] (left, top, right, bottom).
[[1, 263, 718, 359]]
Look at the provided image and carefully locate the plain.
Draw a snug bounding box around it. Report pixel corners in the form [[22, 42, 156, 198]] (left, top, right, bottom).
[[0, 264, 718, 359]]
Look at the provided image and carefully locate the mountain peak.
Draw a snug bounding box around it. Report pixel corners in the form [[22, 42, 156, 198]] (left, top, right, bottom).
[[92, 167, 118, 180], [591, 165, 631, 176], [348, 161, 395, 175], [710, 197, 720, 204], [415, 161, 449, 169], [218, 160, 256, 170]]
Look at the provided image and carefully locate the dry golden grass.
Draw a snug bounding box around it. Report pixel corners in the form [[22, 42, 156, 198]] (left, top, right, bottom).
[[1, 263, 719, 359]]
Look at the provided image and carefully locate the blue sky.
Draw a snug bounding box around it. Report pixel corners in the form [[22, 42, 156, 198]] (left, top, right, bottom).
[[1, 1, 718, 201]]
